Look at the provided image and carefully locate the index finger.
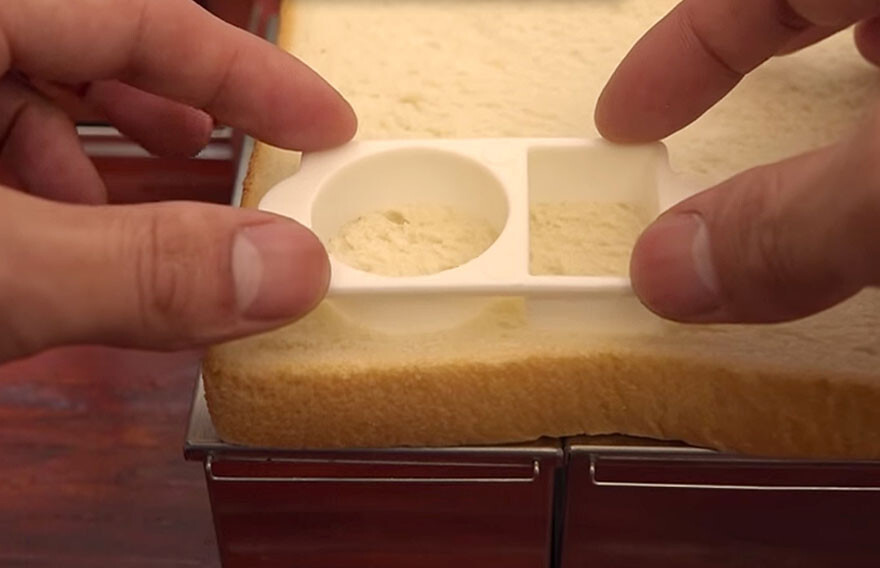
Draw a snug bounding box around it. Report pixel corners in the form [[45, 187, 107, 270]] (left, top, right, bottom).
[[0, 0, 356, 151], [595, 0, 880, 143]]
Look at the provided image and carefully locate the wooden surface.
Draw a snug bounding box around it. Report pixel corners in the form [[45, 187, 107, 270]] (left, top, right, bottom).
[[0, 347, 218, 567], [0, 4, 275, 566], [0, 117, 234, 565]]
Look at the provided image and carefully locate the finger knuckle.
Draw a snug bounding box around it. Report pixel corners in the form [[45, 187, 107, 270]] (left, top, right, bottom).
[[135, 210, 193, 334], [129, 206, 240, 343], [728, 168, 800, 296], [752, 217, 797, 294]]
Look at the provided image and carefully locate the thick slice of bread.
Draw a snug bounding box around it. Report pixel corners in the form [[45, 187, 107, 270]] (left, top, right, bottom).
[[206, 0, 880, 458]]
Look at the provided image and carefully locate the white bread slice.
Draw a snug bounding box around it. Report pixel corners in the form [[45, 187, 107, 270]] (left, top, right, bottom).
[[206, 0, 880, 458]]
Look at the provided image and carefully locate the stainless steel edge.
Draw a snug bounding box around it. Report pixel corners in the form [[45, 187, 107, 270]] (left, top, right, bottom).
[[566, 436, 714, 457], [204, 454, 542, 484], [587, 455, 880, 491]]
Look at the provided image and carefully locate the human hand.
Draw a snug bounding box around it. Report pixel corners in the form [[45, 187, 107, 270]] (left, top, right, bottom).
[[596, 0, 880, 324], [0, 0, 356, 363]]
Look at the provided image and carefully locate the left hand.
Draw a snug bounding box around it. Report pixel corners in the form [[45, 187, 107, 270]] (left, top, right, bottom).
[[0, 0, 357, 363]]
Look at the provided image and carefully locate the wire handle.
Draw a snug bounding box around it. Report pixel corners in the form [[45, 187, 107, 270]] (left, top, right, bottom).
[[589, 455, 880, 492], [206, 454, 541, 484]]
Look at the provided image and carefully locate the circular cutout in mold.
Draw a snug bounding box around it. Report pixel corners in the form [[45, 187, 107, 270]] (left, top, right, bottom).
[[311, 148, 509, 277]]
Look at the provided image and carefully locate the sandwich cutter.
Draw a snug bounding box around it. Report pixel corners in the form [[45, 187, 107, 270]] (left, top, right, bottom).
[[258, 138, 699, 334]]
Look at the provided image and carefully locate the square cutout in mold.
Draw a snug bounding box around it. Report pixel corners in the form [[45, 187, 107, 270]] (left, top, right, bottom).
[[528, 143, 661, 277]]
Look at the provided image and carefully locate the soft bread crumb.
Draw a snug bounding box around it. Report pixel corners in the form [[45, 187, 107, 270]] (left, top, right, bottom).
[[530, 202, 651, 276], [328, 204, 499, 276]]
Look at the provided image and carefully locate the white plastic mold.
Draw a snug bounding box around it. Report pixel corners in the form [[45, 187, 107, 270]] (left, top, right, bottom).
[[258, 138, 692, 333]]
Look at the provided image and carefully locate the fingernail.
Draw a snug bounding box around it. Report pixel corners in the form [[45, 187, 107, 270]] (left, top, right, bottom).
[[630, 213, 721, 320], [232, 221, 330, 320]]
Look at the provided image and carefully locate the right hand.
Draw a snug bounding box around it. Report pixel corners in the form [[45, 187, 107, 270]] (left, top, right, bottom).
[[0, 0, 357, 363], [597, 0, 880, 325]]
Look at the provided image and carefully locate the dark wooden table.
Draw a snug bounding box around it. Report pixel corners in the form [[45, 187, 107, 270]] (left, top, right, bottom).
[[0, 110, 238, 565], [0, 347, 219, 567], [0, 3, 288, 565]]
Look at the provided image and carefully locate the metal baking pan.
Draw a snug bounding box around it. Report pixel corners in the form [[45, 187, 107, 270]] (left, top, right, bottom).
[[185, 375, 564, 568], [560, 436, 880, 568], [186, 378, 880, 568]]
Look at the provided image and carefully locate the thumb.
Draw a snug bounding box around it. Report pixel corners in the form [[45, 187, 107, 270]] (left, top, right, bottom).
[[0, 189, 329, 362], [630, 122, 880, 324]]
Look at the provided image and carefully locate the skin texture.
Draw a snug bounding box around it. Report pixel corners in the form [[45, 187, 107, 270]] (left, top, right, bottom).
[[0, 0, 356, 363], [596, 0, 880, 324]]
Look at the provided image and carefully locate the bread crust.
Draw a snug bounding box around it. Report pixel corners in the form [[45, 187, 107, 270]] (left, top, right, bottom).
[[203, 348, 880, 459], [238, 1, 303, 209]]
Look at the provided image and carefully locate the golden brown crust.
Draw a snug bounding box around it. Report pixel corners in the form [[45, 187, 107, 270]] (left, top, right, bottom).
[[238, 1, 303, 210], [240, 142, 271, 208], [278, 0, 298, 52], [240, 142, 303, 207], [203, 349, 880, 459]]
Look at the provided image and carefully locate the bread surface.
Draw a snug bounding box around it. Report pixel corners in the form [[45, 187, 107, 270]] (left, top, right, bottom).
[[328, 204, 499, 276], [207, 0, 880, 458]]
